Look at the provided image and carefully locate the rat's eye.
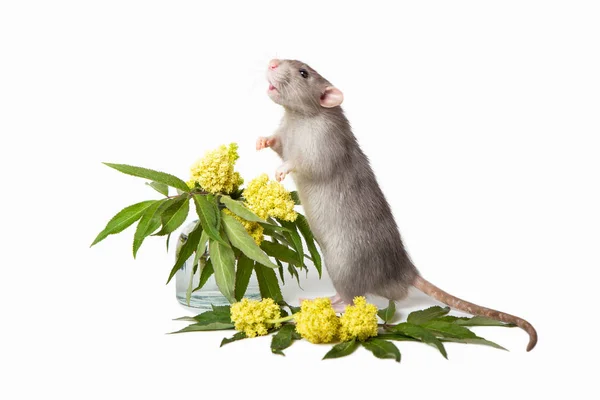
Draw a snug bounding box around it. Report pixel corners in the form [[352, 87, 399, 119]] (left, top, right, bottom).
[[299, 69, 309, 79]]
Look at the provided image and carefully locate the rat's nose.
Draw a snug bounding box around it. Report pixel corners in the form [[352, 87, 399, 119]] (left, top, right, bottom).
[[269, 59, 280, 70]]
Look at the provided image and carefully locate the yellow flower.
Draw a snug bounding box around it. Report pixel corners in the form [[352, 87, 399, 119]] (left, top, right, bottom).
[[189, 143, 244, 194], [339, 296, 379, 342], [230, 298, 281, 338], [243, 174, 297, 222], [223, 209, 264, 245], [294, 298, 340, 343]]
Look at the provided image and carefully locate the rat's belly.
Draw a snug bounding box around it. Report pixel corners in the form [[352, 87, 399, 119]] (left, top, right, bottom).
[[295, 179, 357, 253]]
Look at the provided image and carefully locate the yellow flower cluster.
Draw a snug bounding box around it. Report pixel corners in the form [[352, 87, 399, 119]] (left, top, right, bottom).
[[293, 296, 379, 343], [243, 174, 297, 222], [188, 143, 243, 194], [339, 296, 379, 342], [223, 209, 264, 245], [294, 298, 340, 344], [230, 298, 281, 338]]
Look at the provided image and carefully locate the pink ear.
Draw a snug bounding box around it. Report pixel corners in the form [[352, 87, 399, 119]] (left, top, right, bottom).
[[320, 86, 344, 108]]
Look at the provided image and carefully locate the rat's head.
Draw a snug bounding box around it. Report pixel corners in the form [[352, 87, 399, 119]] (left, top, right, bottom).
[[266, 59, 344, 114]]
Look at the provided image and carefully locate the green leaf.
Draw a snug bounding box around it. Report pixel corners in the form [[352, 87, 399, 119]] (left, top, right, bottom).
[[295, 214, 322, 278], [221, 212, 279, 269], [220, 332, 247, 347], [260, 221, 292, 234], [254, 264, 283, 302], [377, 300, 397, 323], [193, 194, 226, 245], [103, 163, 190, 192], [323, 339, 359, 360], [191, 308, 232, 325], [154, 196, 190, 236], [185, 257, 197, 306], [290, 191, 301, 205], [146, 181, 169, 196], [192, 230, 209, 271], [235, 254, 255, 301], [271, 325, 298, 356], [193, 258, 214, 292], [91, 200, 157, 246], [407, 306, 451, 325], [260, 241, 302, 267], [376, 333, 421, 342], [278, 219, 304, 266], [440, 337, 507, 351], [220, 196, 266, 223], [421, 320, 478, 339], [362, 339, 401, 362], [392, 323, 448, 359], [287, 264, 301, 286], [166, 222, 203, 284], [132, 199, 167, 257], [209, 238, 236, 303], [169, 322, 234, 333]]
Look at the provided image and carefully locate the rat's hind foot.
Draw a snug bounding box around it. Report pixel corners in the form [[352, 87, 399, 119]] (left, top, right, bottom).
[[299, 293, 350, 312]]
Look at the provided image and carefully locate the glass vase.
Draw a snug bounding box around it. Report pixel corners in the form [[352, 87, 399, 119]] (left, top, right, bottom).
[[175, 220, 260, 310]]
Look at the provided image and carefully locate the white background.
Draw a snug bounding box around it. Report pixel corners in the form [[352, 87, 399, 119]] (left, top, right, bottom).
[[1, 1, 598, 399]]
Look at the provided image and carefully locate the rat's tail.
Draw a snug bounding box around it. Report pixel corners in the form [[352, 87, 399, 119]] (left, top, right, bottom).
[[412, 275, 538, 351]]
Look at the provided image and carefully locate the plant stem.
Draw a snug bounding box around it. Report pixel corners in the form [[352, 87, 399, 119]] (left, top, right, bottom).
[[266, 315, 295, 324]]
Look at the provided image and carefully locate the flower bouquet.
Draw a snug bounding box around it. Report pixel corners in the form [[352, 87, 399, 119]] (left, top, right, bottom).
[[91, 143, 320, 305]]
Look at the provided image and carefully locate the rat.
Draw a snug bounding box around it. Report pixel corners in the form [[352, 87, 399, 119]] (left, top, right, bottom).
[[256, 58, 537, 351]]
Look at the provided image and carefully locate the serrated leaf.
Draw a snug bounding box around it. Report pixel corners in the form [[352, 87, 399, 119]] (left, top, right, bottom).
[[271, 325, 298, 356], [192, 230, 209, 271], [220, 196, 265, 223], [169, 321, 234, 333], [132, 199, 167, 257], [185, 257, 196, 306], [278, 219, 304, 266], [421, 320, 478, 339], [154, 196, 190, 236], [362, 339, 401, 362], [221, 212, 279, 269], [440, 337, 507, 351], [193, 258, 213, 292], [288, 264, 301, 286], [392, 322, 448, 359], [193, 194, 226, 245], [377, 300, 397, 323], [260, 241, 302, 267], [376, 333, 421, 342], [290, 191, 301, 205], [91, 200, 157, 246], [323, 339, 359, 360], [166, 222, 202, 284], [254, 264, 283, 302], [235, 254, 254, 301], [220, 332, 247, 347], [209, 237, 236, 303], [295, 214, 322, 278], [103, 163, 189, 192], [146, 181, 169, 196], [191, 308, 232, 325], [407, 306, 451, 325]]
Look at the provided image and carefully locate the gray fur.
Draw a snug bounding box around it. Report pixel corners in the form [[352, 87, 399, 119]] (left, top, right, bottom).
[[266, 59, 418, 303]]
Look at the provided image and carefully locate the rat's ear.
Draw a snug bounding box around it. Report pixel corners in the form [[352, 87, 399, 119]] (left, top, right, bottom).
[[320, 86, 344, 108]]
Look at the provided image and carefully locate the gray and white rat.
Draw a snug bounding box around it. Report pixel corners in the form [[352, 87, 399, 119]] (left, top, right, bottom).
[[257, 58, 537, 351]]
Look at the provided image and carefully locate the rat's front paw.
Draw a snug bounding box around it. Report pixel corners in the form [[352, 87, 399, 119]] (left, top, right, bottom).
[[256, 137, 269, 151], [275, 163, 292, 182]]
